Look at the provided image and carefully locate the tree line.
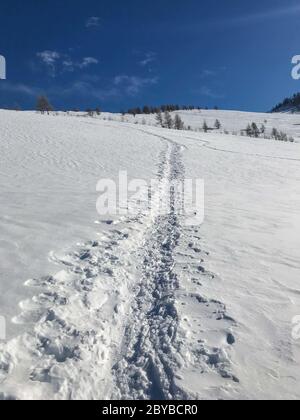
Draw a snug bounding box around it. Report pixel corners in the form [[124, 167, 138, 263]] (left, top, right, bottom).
[[125, 104, 217, 116], [243, 122, 294, 142], [35, 96, 220, 118]]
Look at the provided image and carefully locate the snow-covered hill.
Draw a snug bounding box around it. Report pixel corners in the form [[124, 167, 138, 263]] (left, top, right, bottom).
[[0, 109, 300, 400], [98, 108, 300, 140]]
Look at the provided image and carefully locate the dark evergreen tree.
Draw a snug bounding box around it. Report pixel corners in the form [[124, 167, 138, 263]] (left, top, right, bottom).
[[203, 121, 209, 133]]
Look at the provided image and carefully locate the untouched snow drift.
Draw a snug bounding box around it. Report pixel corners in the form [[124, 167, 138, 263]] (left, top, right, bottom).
[[0, 109, 300, 400]]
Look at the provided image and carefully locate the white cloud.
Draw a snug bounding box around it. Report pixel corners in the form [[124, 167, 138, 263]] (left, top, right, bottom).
[[37, 50, 60, 65], [37, 50, 99, 75], [79, 57, 99, 68], [37, 50, 60, 76], [86, 17, 101, 28], [62, 56, 99, 71]]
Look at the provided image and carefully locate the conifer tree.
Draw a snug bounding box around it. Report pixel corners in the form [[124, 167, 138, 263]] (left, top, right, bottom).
[[203, 121, 209, 133]]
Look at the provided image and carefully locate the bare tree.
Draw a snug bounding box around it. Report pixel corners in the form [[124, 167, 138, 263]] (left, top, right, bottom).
[[36, 96, 53, 114]]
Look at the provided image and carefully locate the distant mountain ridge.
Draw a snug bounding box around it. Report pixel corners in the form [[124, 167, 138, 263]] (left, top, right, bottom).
[[272, 92, 300, 113]]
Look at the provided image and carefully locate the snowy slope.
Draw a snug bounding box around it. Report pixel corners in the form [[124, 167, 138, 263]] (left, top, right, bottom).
[[0, 111, 161, 337], [0, 110, 300, 400]]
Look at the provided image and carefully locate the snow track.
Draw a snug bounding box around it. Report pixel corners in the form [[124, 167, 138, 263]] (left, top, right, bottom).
[[112, 142, 187, 400]]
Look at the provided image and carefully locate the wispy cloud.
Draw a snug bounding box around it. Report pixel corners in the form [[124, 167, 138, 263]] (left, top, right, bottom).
[[114, 75, 158, 95], [37, 50, 99, 76], [85, 16, 101, 28], [37, 50, 60, 76], [62, 56, 99, 72], [139, 52, 157, 67], [80, 57, 99, 68]]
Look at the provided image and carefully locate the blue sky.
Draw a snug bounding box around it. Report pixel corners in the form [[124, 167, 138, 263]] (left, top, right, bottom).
[[0, 0, 300, 111]]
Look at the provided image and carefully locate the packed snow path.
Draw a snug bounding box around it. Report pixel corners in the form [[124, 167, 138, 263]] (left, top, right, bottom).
[[112, 142, 187, 400]]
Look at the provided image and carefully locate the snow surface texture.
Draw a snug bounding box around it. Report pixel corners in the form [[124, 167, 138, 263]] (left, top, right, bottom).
[[0, 109, 300, 400]]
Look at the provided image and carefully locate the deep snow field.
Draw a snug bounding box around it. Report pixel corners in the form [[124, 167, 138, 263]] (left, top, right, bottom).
[[0, 109, 300, 400]]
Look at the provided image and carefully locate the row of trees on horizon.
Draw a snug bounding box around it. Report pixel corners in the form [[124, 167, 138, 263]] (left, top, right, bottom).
[[34, 96, 219, 115], [125, 104, 218, 116]]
